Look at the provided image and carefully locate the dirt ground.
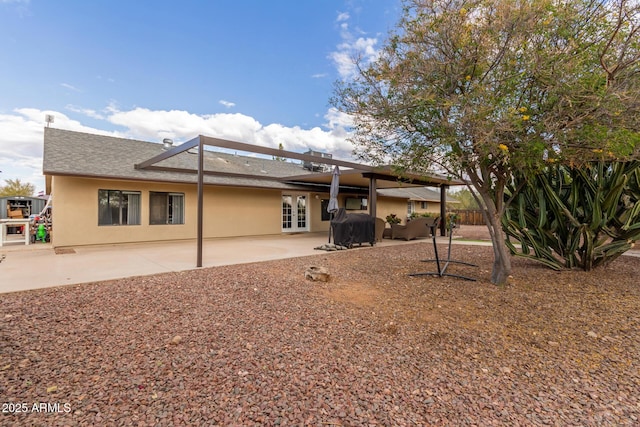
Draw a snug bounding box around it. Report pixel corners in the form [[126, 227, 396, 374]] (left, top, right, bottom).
[[452, 224, 492, 241], [1, 242, 639, 426]]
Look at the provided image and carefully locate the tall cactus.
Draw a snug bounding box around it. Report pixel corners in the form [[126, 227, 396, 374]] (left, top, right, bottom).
[[503, 161, 640, 271]]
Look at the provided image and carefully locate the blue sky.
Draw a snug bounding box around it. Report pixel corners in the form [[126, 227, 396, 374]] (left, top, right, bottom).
[[0, 0, 401, 194]]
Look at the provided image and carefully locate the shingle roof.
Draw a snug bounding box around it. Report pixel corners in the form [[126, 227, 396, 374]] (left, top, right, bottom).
[[43, 128, 319, 190]]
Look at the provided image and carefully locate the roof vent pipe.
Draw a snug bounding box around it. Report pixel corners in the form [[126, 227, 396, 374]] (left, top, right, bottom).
[[162, 138, 173, 149]]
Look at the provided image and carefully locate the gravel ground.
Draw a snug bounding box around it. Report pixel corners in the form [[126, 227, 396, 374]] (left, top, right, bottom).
[[1, 242, 639, 426]]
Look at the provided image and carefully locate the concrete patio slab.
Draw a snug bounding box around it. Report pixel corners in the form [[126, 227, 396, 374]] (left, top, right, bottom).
[[0, 233, 424, 294], [1, 230, 636, 294]]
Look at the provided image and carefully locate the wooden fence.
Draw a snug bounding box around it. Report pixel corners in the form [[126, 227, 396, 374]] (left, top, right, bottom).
[[450, 209, 485, 226]]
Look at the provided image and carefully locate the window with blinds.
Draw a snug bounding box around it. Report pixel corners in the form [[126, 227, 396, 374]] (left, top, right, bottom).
[[98, 190, 141, 226], [149, 192, 184, 225]]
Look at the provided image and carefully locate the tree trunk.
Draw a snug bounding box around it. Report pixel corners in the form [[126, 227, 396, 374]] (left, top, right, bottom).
[[465, 164, 512, 286], [478, 189, 512, 286], [488, 218, 512, 285]]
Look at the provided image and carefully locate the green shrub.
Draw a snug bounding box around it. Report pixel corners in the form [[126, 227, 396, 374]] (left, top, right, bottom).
[[503, 161, 640, 271]]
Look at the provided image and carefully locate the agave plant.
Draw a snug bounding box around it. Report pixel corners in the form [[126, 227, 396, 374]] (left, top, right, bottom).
[[503, 161, 640, 271]]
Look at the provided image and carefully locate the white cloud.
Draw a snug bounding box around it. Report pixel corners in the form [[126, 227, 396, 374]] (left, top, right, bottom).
[[96, 75, 116, 83], [106, 107, 264, 143], [0, 105, 357, 194], [14, 108, 118, 137], [104, 106, 355, 158], [60, 83, 81, 92], [219, 100, 236, 108], [0, 108, 110, 164], [311, 73, 328, 78], [65, 104, 105, 120], [324, 107, 353, 132], [0, 110, 64, 173], [330, 13, 380, 80], [0, 108, 123, 177], [0, 108, 118, 192], [336, 12, 350, 22]]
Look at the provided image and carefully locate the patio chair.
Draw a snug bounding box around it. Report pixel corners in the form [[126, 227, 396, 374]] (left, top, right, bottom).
[[391, 216, 435, 241]]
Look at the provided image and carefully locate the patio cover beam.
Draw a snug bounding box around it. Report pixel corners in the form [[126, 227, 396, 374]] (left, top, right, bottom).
[[361, 172, 442, 188], [134, 137, 200, 170], [138, 165, 293, 182], [198, 136, 375, 172], [135, 135, 460, 189]]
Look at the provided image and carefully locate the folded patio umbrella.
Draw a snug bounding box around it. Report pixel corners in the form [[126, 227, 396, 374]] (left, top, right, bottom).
[[328, 165, 340, 242]]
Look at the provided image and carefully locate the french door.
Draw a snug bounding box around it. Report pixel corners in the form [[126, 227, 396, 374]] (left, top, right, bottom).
[[282, 193, 308, 232]]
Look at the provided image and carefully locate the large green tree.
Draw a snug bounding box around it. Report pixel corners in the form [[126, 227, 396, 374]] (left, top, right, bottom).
[[333, 0, 640, 285], [0, 179, 35, 197], [449, 188, 481, 210]]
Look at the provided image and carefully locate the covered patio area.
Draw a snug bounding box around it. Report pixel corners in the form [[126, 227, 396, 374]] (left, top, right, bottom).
[[135, 135, 463, 267]]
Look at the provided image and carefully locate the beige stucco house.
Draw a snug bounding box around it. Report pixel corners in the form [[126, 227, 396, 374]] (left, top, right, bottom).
[[43, 128, 457, 249], [378, 187, 459, 221]]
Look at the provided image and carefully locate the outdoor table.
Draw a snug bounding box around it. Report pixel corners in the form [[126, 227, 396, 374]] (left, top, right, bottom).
[[0, 219, 30, 247], [409, 219, 477, 281]]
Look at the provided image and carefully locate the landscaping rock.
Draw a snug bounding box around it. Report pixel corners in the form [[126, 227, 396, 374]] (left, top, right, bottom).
[[305, 266, 329, 282], [0, 244, 638, 426]]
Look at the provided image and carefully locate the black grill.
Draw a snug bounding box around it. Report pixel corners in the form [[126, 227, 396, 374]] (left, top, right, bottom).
[[330, 208, 375, 248]]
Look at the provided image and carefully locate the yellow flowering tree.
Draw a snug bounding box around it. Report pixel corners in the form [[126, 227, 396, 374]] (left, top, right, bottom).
[[332, 0, 640, 285]]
